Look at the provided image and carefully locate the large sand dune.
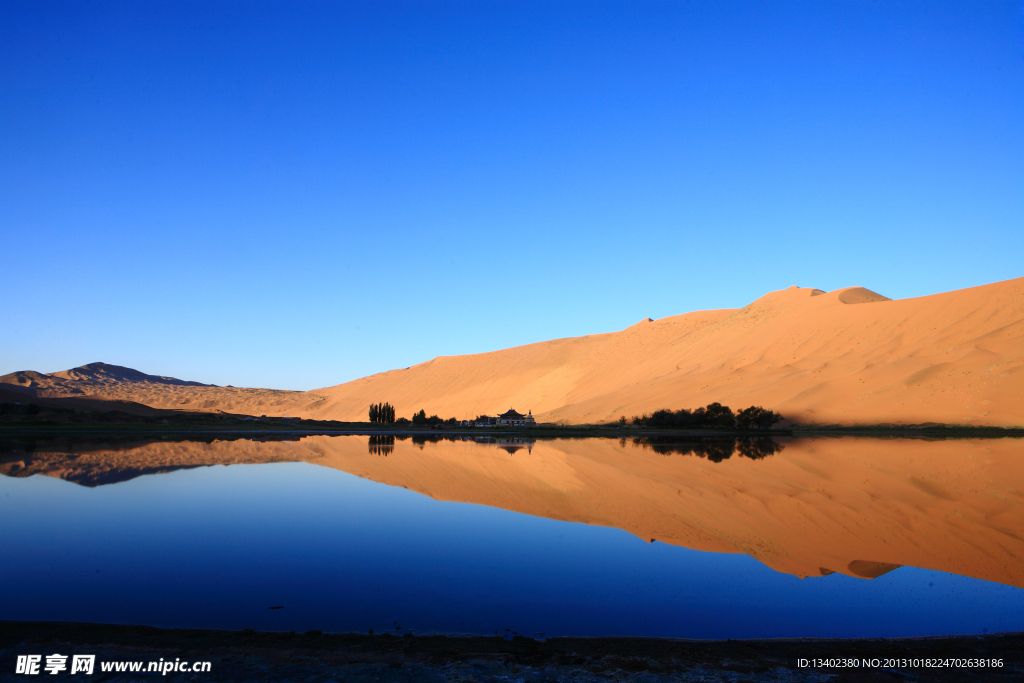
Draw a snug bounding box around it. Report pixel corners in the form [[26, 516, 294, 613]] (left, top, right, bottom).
[[304, 277, 1024, 426], [3, 277, 1022, 425]]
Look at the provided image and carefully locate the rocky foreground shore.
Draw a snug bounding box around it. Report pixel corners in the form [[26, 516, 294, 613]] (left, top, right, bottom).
[[1, 623, 1020, 682]]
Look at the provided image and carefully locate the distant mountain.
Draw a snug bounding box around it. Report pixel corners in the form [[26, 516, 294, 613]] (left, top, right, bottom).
[[0, 362, 313, 416], [52, 362, 216, 387], [2, 278, 1022, 426], [0, 362, 214, 398]]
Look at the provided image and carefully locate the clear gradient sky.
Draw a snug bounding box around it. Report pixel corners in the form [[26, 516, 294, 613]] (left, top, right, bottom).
[[2, 2, 1022, 390]]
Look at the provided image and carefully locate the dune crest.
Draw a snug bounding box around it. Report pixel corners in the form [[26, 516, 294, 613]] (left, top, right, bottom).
[[835, 287, 891, 304]]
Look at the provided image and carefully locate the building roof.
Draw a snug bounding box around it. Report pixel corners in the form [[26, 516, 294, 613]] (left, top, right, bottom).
[[498, 408, 526, 419]]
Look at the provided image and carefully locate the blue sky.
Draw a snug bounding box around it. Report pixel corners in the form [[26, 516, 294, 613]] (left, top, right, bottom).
[[2, 1, 1022, 390]]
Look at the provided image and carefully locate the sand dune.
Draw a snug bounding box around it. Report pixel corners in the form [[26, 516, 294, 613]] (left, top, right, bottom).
[[0, 387, 167, 416], [8, 435, 1022, 588], [3, 277, 1022, 425], [308, 277, 1024, 426]]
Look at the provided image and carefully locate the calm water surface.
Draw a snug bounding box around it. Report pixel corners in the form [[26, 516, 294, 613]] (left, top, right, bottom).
[[1, 434, 1022, 638]]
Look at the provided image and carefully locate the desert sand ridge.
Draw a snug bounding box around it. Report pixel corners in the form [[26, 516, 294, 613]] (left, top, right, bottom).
[[2, 277, 1022, 425], [307, 277, 1024, 425]]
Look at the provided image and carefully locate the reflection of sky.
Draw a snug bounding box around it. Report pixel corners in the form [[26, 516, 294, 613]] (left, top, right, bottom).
[[2, 462, 1022, 638]]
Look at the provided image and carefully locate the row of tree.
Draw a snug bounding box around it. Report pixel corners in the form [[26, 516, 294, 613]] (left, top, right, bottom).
[[367, 404, 459, 425], [369, 401, 780, 430], [411, 409, 458, 426], [368, 402, 396, 424], [631, 403, 782, 430]]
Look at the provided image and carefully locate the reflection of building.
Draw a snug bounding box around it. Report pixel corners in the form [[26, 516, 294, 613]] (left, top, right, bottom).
[[474, 436, 536, 454], [497, 437, 534, 454], [497, 408, 536, 427]]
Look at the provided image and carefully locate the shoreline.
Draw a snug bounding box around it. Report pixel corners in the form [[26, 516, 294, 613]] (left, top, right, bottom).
[[2, 423, 1023, 439], [4, 397, 1022, 438], [1, 621, 1019, 682]]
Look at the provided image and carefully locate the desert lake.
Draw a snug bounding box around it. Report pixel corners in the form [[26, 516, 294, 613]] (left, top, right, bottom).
[[2, 434, 1023, 639]]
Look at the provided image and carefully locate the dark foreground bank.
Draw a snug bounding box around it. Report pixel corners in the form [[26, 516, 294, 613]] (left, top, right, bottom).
[[1, 623, 1020, 682]]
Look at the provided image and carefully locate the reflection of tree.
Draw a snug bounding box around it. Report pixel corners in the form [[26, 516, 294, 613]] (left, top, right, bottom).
[[412, 434, 445, 446], [631, 436, 784, 463], [736, 436, 785, 460], [693, 439, 735, 462], [368, 435, 395, 456]]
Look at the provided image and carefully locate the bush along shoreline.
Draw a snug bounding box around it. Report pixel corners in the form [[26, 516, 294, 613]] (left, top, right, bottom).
[[631, 403, 782, 430]]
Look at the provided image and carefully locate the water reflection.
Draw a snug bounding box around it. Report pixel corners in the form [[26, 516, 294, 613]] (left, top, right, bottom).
[[3, 435, 1024, 639], [0, 434, 302, 486], [630, 435, 784, 461], [475, 436, 536, 454], [367, 435, 395, 456], [2, 434, 1023, 591], [366, 434, 537, 454]]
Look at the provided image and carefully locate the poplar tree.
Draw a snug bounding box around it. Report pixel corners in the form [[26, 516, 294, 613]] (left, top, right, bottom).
[[369, 402, 397, 424]]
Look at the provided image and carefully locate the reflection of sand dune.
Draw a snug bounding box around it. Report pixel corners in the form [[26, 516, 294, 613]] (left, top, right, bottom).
[[0, 437, 310, 486], [7, 436, 1023, 589], [312, 436, 1024, 588], [4, 277, 1023, 426]]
